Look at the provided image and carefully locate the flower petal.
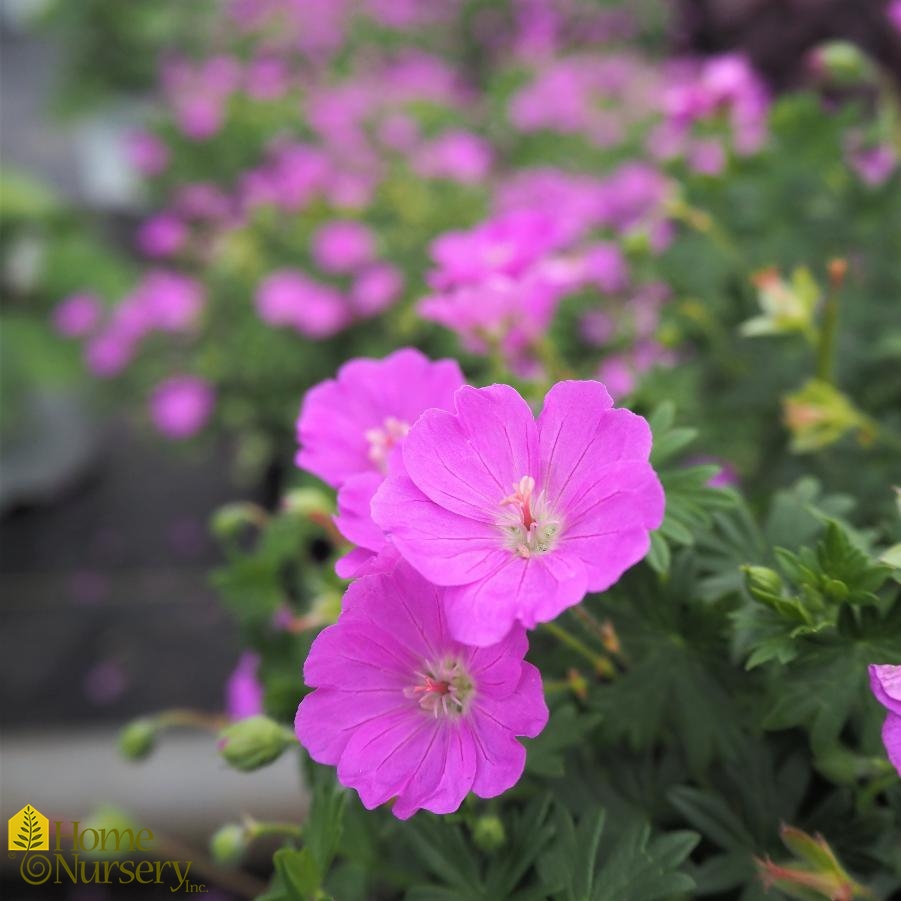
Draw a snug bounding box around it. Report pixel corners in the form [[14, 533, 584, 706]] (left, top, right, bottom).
[[468, 707, 528, 799], [474, 662, 548, 738], [372, 459, 504, 586], [295, 688, 408, 765], [870, 664, 901, 718], [418, 723, 479, 815], [401, 384, 539, 521]]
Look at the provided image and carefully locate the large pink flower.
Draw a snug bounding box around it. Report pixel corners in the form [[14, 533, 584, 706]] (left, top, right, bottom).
[[869, 664, 901, 776], [372, 380, 664, 645], [295, 348, 465, 489], [295, 561, 548, 819]]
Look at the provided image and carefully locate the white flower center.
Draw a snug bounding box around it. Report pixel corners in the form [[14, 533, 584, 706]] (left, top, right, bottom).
[[364, 416, 410, 471], [404, 657, 475, 718], [498, 475, 561, 558]]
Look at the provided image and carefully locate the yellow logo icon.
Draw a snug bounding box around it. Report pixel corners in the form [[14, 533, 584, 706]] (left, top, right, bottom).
[[8, 805, 49, 851]]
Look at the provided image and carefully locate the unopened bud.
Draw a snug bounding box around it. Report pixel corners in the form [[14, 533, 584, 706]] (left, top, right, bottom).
[[809, 41, 874, 86], [211, 502, 266, 538], [471, 815, 506, 852], [743, 566, 784, 598], [827, 258, 848, 289], [118, 719, 157, 761], [281, 488, 334, 518], [210, 823, 249, 866], [217, 715, 296, 772], [600, 619, 621, 655]]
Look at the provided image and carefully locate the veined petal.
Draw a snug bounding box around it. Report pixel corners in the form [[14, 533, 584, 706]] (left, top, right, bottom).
[[295, 688, 408, 765], [372, 461, 504, 586], [402, 384, 539, 520]]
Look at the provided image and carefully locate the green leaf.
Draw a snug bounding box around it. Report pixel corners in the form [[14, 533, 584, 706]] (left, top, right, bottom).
[[273, 847, 321, 901], [591, 820, 699, 901], [306, 766, 347, 877]]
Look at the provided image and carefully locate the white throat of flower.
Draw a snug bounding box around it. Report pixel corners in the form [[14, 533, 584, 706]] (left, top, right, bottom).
[[499, 475, 561, 558], [405, 657, 475, 718], [365, 416, 410, 471]]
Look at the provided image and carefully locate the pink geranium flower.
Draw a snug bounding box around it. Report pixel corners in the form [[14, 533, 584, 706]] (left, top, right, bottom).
[[255, 270, 348, 338], [311, 221, 376, 274], [53, 293, 102, 338], [372, 381, 664, 645], [226, 652, 265, 721], [149, 376, 215, 439], [295, 561, 548, 819], [295, 347, 465, 488], [869, 665, 901, 776]]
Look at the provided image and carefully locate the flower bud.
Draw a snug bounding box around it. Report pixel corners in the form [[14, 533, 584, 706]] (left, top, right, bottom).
[[281, 488, 334, 518], [809, 41, 875, 86], [210, 823, 249, 866], [743, 566, 784, 599], [471, 815, 506, 852], [210, 502, 266, 539], [118, 718, 157, 761], [782, 379, 869, 454], [217, 715, 296, 772]]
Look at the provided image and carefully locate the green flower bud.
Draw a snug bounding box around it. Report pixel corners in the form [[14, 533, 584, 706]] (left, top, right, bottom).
[[744, 566, 784, 598], [811, 41, 874, 86], [217, 715, 296, 772], [118, 718, 157, 761], [210, 823, 249, 866], [210, 502, 266, 539], [471, 815, 506, 852], [282, 488, 334, 518]]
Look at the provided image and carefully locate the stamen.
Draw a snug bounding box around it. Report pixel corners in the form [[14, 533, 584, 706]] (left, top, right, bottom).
[[405, 658, 474, 718], [499, 476, 560, 557]]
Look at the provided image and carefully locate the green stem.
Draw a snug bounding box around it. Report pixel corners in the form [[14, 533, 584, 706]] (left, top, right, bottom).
[[540, 621, 613, 677], [816, 288, 840, 384], [248, 821, 304, 843]]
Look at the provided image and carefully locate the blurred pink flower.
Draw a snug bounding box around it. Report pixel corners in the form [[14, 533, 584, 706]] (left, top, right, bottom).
[[351, 264, 404, 316], [226, 652, 265, 720], [256, 270, 348, 337], [150, 376, 215, 439], [412, 131, 493, 184], [137, 214, 188, 259], [124, 130, 169, 176], [53, 293, 102, 338], [312, 221, 377, 274]]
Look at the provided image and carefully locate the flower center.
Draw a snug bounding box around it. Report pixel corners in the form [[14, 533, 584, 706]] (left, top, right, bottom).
[[499, 475, 561, 558], [404, 657, 475, 718], [365, 416, 410, 471]]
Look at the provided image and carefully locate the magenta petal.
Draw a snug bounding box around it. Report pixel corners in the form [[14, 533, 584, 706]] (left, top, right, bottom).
[[340, 563, 448, 662], [443, 554, 586, 646], [335, 471, 386, 552], [392, 725, 454, 819], [869, 664, 901, 718], [337, 712, 441, 813], [464, 627, 530, 698], [419, 723, 479, 814], [468, 708, 528, 799], [303, 622, 415, 690], [474, 662, 548, 738], [296, 348, 465, 487], [371, 461, 503, 586], [882, 713, 901, 777], [566, 527, 655, 593], [538, 383, 651, 512], [401, 384, 539, 520], [295, 688, 407, 765]]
